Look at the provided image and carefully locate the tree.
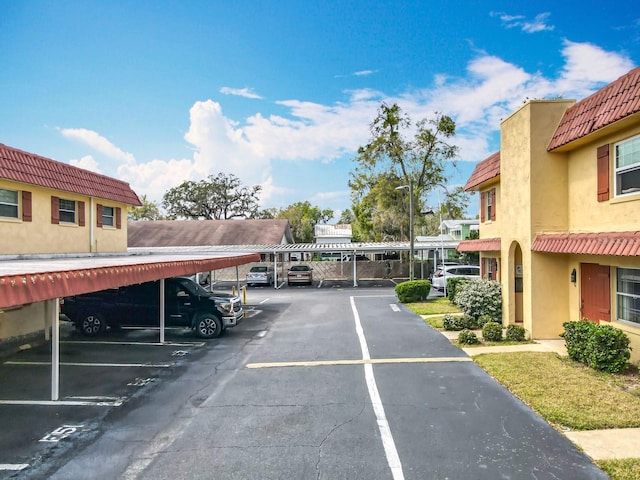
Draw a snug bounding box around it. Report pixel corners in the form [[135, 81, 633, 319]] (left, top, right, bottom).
[[276, 201, 333, 243], [162, 173, 261, 220], [350, 103, 459, 240], [338, 209, 355, 224], [128, 195, 164, 221]]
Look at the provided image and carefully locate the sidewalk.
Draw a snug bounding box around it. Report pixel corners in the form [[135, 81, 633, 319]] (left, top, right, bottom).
[[436, 326, 640, 462]]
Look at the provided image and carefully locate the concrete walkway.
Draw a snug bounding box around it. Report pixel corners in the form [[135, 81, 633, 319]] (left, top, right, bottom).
[[435, 326, 640, 462]]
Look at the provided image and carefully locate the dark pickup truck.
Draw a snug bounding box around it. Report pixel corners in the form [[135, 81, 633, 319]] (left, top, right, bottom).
[[61, 276, 243, 339]]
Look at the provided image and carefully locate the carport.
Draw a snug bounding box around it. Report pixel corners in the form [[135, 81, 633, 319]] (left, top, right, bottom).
[[0, 251, 259, 402]]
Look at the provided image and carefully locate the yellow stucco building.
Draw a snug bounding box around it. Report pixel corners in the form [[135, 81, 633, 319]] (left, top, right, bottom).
[[459, 67, 640, 363]]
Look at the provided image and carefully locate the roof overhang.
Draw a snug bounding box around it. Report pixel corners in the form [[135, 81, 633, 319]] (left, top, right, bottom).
[[0, 252, 260, 309], [532, 232, 640, 256], [456, 238, 501, 252]]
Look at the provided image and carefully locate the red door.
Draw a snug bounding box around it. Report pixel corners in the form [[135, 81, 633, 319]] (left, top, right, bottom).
[[580, 263, 611, 322]]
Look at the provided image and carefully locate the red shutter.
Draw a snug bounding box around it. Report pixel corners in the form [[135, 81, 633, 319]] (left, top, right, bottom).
[[490, 189, 496, 221], [480, 192, 486, 222], [116, 207, 122, 229], [78, 201, 85, 226], [51, 196, 59, 224], [492, 258, 498, 280], [22, 191, 32, 222], [96, 204, 103, 228], [597, 144, 610, 202]]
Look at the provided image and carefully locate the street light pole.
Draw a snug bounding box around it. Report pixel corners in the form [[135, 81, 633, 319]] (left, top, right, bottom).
[[438, 190, 446, 298], [396, 180, 415, 281]]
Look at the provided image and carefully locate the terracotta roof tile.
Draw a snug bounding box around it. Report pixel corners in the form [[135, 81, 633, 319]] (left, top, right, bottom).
[[531, 231, 640, 256], [548, 67, 640, 150], [456, 237, 501, 252], [0, 143, 141, 206], [463, 152, 500, 191]]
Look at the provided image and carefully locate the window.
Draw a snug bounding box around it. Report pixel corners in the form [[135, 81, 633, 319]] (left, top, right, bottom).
[[0, 188, 19, 218], [615, 135, 640, 196], [480, 188, 496, 222], [59, 199, 76, 223], [617, 268, 640, 325], [102, 206, 114, 227]]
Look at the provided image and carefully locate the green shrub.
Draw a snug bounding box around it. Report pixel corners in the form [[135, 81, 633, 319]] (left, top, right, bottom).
[[443, 314, 464, 331], [458, 329, 479, 345], [454, 280, 502, 320], [477, 314, 494, 328], [395, 280, 431, 303], [562, 321, 631, 373], [447, 277, 470, 302], [506, 324, 526, 342], [462, 313, 479, 330], [482, 321, 503, 342]]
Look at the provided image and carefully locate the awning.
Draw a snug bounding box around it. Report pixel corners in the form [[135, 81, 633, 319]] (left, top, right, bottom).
[[0, 252, 260, 309], [456, 238, 501, 252], [532, 232, 640, 256]]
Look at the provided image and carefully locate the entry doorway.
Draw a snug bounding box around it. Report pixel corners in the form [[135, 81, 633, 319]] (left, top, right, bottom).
[[580, 263, 611, 322]]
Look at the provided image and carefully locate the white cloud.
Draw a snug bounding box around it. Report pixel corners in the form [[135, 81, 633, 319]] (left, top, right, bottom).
[[354, 70, 376, 76], [492, 11, 554, 33], [58, 128, 135, 164], [69, 155, 101, 173], [220, 87, 263, 99]]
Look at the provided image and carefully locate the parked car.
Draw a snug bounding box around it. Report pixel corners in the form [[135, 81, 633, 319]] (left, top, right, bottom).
[[246, 265, 274, 286], [287, 265, 313, 285], [60, 276, 243, 339], [431, 265, 480, 292], [340, 254, 370, 262]]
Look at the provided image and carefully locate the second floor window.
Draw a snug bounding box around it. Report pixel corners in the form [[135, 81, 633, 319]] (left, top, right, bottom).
[[481, 188, 496, 222], [59, 199, 76, 223], [615, 135, 640, 196], [0, 188, 18, 218], [102, 206, 114, 227]]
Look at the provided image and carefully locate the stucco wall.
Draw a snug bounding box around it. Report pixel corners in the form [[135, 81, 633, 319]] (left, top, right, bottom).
[[0, 303, 46, 341], [0, 180, 129, 254]]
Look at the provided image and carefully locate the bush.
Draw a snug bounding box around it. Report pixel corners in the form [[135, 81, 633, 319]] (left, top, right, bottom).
[[395, 280, 431, 303], [462, 313, 479, 330], [477, 314, 494, 328], [458, 329, 479, 345], [562, 321, 631, 373], [482, 321, 503, 342], [447, 277, 470, 302], [443, 314, 465, 331], [454, 280, 502, 321], [506, 324, 526, 342]]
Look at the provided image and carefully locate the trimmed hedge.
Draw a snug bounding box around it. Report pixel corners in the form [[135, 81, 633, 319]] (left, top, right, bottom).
[[561, 321, 630, 373], [482, 321, 503, 342], [506, 324, 526, 342], [394, 280, 431, 303], [458, 329, 479, 345], [447, 277, 470, 302]]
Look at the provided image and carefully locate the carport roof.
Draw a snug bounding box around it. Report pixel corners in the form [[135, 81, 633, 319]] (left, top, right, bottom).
[[0, 252, 260, 309]]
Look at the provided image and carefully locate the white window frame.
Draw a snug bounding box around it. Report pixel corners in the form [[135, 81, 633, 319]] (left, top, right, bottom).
[[0, 188, 19, 219], [485, 191, 493, 221], [616, 267, 640, 326], [59, 198, 76, 224], [614, 135, 640, 196], [102, 206, 114, 227]]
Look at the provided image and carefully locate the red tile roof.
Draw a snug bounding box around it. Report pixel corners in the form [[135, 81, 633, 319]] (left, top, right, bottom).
[[456, 237, 501, 252], [548, 67, 640, 151], [463, 152, 500, 191], [0, 143, 141, 206], [532, 231, 640, 256]]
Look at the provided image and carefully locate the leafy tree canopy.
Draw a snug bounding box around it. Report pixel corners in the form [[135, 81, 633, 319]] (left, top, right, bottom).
[[128, 194, 165, 221], [276, 201, 333, 243]]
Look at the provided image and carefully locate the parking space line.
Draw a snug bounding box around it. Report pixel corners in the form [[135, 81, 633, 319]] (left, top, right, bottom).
[[5, 361, 174, 368], [246, 357, 471, 369], [60, 340, 205, 347], [0, 398, 124, 406], [0, 464, 29, 471]]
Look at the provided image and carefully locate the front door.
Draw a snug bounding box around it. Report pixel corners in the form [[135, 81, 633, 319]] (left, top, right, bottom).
[[580, 263, 611, 322]]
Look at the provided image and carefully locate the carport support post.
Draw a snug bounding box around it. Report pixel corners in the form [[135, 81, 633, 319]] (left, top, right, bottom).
[[159, 279, 166, 344], [273, 252, 278, 288], [352, 251, 357, 288], [50, 299, 60, 401]]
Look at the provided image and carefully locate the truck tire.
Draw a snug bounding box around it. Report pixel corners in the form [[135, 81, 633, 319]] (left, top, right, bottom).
[[78, 311, 107, 336], [195, 313, 222, 339]]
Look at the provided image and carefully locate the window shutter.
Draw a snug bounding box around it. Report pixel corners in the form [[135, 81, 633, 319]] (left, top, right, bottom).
[[490, 189, 496, 221], [492, 258, 498, 281], [96, 204, 103, 228], [22, 191, 32, 222], [78, 201, 85, 226], [480, 192, 486, 222], [597, 144, 610, 202], [116, 207, 122, 229], [51, 196, 59, 224]]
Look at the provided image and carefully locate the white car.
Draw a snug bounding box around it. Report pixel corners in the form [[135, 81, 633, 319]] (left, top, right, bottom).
[[246, 266, 275, 286], [431, 265, 480, 292]]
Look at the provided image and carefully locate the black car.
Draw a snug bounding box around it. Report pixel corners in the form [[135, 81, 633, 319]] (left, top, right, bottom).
[[61, 277, 243, 339]]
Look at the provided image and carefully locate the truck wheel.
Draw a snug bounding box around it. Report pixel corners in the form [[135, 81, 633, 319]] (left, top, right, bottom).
[[78, 312, 106, 336], [195, 313, 222, 339]]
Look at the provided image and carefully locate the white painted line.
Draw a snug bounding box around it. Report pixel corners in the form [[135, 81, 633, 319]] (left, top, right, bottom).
[[390, 304, 401, 312], [0, 398, 123, 406], [259, 298, 270, 304], [350, 296, 404, 480], [5, 361, 173, 368], [61, 340, 204, 347], [0, 464, 29, 471]]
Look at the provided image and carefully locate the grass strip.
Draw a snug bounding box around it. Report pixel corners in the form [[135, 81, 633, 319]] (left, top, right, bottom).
[[597, 459, 640, 480], [474, 351, 640, 430], [406, 298, 461, 316]]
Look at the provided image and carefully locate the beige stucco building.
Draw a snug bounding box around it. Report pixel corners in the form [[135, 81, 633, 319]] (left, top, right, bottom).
[[459, 67, 640, 363]]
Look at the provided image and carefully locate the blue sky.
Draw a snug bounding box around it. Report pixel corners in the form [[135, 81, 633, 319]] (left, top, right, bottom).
[[1, 1, 639, 218]]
